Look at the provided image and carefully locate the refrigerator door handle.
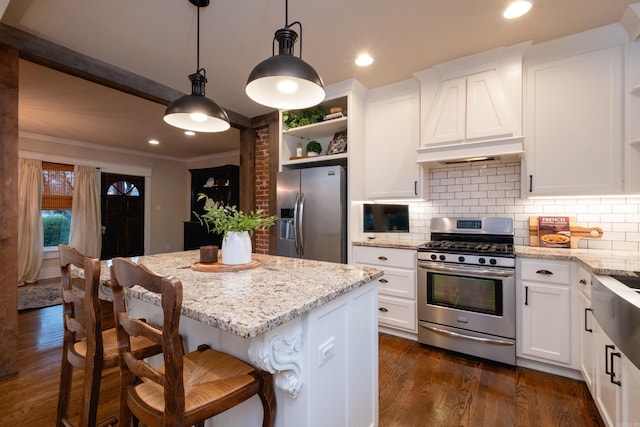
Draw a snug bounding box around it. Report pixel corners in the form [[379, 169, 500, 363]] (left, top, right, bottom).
[[298, 193, 305, 256], [293, 192, 301, 255]]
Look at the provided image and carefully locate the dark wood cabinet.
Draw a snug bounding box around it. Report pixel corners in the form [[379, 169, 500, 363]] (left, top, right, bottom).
[[184, 165, 239, 250]]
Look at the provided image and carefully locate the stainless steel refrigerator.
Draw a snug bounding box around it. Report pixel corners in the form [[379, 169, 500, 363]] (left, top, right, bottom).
[[276, 165, 346, 263]]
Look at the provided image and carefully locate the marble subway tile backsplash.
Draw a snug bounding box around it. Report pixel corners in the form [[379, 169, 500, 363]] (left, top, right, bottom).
[[378, 161, 640, 251]]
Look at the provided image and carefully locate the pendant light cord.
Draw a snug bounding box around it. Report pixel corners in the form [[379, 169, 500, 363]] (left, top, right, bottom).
[[196, 4, 201, 72]]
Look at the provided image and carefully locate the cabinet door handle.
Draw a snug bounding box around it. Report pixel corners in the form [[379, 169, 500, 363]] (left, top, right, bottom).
[[529, 175, 533, 193], [379, 278, 389, 284], [524, 286, 529, 306], [535, 269, 553, 275], [378, 256, 388, 261], [579, 279, 587, 285], [605, 344, 615, 375], [414, 180, 418, 196], [584, 308, 593, 333], [610, 351, 622, 387], [378, 307, 389, 313]]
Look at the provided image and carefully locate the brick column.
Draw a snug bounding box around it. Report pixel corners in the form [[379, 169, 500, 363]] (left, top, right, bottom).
[[254, 127, 271, 254]]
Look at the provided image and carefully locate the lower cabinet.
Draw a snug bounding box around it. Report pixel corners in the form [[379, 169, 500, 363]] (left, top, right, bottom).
[[593, 317, 640, 427], [517, 258, 575, 367], [353, 245, 417, 337], [578, 289, 595, 394]]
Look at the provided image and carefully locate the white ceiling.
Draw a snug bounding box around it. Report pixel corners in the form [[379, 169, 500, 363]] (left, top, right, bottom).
[[2, 0, 638, 159]]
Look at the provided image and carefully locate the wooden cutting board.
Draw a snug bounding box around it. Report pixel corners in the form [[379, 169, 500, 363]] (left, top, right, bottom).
[[529, 216, 603, 248]]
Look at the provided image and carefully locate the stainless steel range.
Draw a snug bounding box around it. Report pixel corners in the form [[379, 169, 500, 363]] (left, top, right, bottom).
[[417, 217, 516, 365]]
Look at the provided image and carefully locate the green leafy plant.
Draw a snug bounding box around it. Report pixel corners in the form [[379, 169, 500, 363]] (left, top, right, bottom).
[[282, 105, 325, 129], [306, 140, 322, 154], [194, 194, 277, 237]]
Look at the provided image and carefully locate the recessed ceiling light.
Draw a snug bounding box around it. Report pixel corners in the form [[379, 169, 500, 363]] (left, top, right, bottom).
[[148, 139, 160, 145], [503, 0, 533, 19], [184, 130, 196, 136], [355, 54, 374, 67]]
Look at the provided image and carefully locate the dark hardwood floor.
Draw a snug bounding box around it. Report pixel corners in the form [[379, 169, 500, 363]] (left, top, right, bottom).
[[0, 305, 604, 426], [378, 333, 604, 427]]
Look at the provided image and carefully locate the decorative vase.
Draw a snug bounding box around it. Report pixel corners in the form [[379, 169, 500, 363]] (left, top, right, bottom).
[[221, 231, 252, 265]]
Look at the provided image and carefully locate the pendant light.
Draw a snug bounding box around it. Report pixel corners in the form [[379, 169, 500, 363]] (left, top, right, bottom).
[[164, 0, 230, 133], [245, 0, 325, 110]]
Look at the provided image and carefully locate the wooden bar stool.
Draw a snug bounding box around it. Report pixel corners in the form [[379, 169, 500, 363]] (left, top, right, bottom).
[[109, 257, 276, 427], [56, 245, 162, 427]]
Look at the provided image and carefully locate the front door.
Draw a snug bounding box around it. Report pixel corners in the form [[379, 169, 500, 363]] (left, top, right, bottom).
[[100, 173, 144, 260]]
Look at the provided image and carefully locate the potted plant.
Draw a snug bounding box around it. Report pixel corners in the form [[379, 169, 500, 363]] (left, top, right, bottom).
[[195, 194, 277, 265], [306, 140, 322, 157]]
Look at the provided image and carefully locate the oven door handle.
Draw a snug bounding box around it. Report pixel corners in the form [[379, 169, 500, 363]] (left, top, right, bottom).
[[420, 324, 515, 346], [418, 262, 515, 278]]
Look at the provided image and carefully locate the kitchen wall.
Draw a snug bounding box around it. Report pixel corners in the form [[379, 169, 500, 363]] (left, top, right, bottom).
[[371, 160, 640, 251]]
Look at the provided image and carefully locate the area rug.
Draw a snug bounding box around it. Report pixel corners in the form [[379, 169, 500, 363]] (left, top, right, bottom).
[[18, 281, 62, 311]]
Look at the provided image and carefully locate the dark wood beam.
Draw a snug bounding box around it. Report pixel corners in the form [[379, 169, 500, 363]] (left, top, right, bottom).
[[0, 43, 19, 378], [0, 23, 251, 129]]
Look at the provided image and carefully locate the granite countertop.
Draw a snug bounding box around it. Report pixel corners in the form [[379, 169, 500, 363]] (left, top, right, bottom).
[[96, 250, 383, 339], [515, 246, 640, 276]]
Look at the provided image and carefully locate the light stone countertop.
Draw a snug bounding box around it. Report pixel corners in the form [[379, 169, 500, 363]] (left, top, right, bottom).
[[353, 239, 640, 276], [515, 246, 640, 276], [95, 250, 383, 339]]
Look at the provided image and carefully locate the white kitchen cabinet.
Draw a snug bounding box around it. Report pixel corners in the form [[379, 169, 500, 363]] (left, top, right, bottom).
[[365, 79, 426, 199], [424, 70, 514, 145], [517, 258, 574, 367], [576, 266, 595, 393], [523, 25, 626, 197], [578, 286, 595, 393], [621, 354, 640, 425], [593, 316, 640, 427], [353, 245, 417, 339]]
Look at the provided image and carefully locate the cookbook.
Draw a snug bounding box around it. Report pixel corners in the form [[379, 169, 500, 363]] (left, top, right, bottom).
[[538, 216, 571, 248]]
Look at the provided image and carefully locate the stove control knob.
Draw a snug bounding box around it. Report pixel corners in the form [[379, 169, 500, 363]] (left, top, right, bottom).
[[489, 258, 497, 265], [458, 256, 465, 263], [430, 254, 437, 260], [439, 255, 446, 261], [478, 258, 486, 264]]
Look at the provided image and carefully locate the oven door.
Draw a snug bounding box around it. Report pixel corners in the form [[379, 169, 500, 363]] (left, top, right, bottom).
[[417, 261, 515, 339]]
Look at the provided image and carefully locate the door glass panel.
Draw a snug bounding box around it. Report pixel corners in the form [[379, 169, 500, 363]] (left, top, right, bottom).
[[107, 180, 140, 196]]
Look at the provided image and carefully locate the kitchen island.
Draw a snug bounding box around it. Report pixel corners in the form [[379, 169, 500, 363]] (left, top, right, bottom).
[[97, 250, 383, 427]]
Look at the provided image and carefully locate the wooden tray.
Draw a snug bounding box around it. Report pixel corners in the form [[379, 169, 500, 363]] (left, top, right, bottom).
[[190, 258, 262, 272], [529, 216, 603, 248]]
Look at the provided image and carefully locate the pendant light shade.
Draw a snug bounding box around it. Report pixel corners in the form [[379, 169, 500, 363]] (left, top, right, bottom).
[[246, 2, 325, 110], [164, 0, 230, 132]]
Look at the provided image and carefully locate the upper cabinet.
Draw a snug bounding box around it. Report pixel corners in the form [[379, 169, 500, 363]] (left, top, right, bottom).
[[413, 42, 530, 165], [365, 79, 426, 200], [523, 25, 627, 197]]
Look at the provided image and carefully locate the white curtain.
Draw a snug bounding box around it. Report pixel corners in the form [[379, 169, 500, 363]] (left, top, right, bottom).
[[69, 165, 102, 258], [18, 159, 43, 285]]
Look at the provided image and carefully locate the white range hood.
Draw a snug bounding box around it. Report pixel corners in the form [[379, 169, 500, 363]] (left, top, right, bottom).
[[413, 42, 530, 166], [416, 136, 524, 166]]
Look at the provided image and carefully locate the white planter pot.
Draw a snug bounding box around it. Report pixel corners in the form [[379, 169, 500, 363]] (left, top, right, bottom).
[[221, 231, 252, 265]]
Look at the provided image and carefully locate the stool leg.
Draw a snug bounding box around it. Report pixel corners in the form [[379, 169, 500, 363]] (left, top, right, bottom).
[[258, 371, 277, 427], [79, 348, 103, 426], [56, 335, 74, 427]]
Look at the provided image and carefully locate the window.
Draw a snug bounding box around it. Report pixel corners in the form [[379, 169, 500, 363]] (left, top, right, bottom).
[[42, 162, 74, 248], [107, 180, 140, 197]]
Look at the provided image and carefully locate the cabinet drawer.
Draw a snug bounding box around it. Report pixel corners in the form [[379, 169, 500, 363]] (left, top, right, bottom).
[[378, 268, 416, 299], [378, 295, 417, 332], [354, 246, 416, 269], [519, 259, 571, 285]]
